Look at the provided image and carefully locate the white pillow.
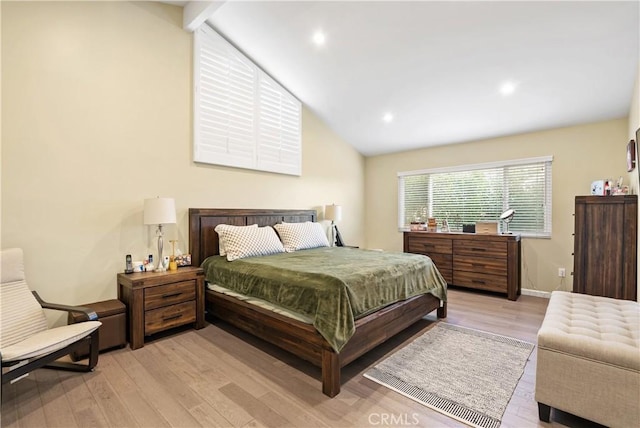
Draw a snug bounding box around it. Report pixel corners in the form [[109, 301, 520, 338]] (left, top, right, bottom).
[[273, 222, 330, 252], [214, 224, 285, 261], [215, 224, 258, 256]]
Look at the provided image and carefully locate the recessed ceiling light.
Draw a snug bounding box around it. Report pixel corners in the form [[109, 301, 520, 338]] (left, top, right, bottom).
[[499, 81, 517, 96], [312, 31, 326, 46], [382, 113, 394, 123]]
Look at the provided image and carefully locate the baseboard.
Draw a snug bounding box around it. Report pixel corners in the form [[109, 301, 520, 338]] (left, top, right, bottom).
[[522, 289, 552, 299]]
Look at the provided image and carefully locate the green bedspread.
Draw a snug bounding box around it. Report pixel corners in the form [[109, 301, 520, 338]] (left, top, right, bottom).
[[202, 247, 447, 352]]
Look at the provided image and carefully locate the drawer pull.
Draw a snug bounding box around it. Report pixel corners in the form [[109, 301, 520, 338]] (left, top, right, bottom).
[[162, 292, 182, 299], [471, 248, 486, 252], [472, 263, 485, 269], [472, 279, 486, 284], [163, 313, 183, 321]]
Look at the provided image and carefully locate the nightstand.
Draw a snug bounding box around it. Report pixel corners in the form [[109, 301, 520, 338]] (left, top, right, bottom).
[[117, 266, 205, 350]]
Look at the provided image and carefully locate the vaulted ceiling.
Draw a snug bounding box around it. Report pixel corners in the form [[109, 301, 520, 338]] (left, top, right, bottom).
[[178, 1, 639, 156]]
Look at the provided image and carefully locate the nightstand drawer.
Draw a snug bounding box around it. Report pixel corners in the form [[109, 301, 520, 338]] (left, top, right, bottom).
[[145, 301, 196, 335], [144, 280, 196, 310]]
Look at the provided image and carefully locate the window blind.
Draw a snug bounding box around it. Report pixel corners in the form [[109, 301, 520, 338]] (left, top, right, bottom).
[[398, 157, 552, 237], [194, 25, 302, 176]]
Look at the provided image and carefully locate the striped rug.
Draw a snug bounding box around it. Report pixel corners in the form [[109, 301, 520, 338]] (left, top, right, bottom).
[[364, 323, 534, 428]]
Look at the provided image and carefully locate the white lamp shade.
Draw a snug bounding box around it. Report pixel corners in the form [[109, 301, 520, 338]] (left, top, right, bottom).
[[324, 204, 342, 222], [144, 197, 176, 225]]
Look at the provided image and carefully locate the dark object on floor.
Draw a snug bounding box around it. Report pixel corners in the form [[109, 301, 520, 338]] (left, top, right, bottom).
[[68, 299, 126, 360]]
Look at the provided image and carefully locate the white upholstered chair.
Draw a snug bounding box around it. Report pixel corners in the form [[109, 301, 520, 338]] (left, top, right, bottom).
[[1, 248, 102, 384]]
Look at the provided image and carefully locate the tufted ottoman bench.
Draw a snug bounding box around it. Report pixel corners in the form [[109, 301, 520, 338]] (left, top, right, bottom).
[[536, 291, 639, 427]]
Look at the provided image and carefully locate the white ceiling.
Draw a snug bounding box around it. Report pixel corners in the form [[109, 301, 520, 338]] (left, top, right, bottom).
[[188, 1, 638, 156]]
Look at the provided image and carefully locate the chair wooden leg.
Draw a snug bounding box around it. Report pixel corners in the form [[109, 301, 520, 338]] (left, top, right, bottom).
[[46, 330, 99, 372], [88, 329, 99, 371]]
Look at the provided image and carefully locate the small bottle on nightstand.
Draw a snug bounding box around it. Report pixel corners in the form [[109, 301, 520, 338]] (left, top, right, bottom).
[[146, 255, 154, 271]]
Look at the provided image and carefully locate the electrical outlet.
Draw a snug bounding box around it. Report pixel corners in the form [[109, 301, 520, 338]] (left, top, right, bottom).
[[558, 267, 566, 278]]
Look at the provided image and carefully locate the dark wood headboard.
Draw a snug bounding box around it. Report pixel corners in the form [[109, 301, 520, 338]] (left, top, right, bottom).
[[188, 208, 317, 266]]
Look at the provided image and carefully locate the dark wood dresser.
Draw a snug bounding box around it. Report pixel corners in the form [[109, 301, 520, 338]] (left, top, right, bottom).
[[573, 195, 637, 301], [404, 231, 521, 300]]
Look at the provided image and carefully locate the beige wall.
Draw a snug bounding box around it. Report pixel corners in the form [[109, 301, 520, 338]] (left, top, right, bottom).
[[627, 63, 640, 301], [365, 119, 630, 293], [1, 2, 365, 323]]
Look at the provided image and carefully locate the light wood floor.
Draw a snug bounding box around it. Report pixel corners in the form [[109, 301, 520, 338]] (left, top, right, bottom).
[[2, 289, 603, 428]]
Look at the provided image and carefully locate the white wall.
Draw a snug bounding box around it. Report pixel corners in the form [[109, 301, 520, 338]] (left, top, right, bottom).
[[1, 1, 365, 323]]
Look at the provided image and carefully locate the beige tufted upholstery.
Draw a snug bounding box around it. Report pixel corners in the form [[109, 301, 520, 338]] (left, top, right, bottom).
[[536, 291, 640, 427], [538, 291, 639, 370]]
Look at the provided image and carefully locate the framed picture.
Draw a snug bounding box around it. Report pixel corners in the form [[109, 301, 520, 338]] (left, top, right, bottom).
[[628, 138, 636, 172]]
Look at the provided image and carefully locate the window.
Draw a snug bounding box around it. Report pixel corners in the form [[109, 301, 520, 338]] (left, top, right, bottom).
[[194, 25, 302, 176], [398, 156, 552, 237]]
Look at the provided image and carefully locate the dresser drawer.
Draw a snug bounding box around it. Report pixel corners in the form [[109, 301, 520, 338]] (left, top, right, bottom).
[[407, 235, 453, 255], [428, 253, 452, 269], [453, 240, 507, 258], [453, 255, 507, 276], [427, 254, 453, 284], [145, 301, 196, 335], [144, 280, 196, 311], [453, 270, 507, 293], [437, 267, 453, 284]]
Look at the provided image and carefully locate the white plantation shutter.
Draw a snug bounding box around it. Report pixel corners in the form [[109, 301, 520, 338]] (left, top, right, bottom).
[[194, 25, 302, 176], [257, 73, 301, 175], [398, 156, 553, 237], [194, 26, 256, 169]]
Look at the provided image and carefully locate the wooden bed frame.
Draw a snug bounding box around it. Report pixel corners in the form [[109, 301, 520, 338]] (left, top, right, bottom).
[[189, 208, 447, 397]]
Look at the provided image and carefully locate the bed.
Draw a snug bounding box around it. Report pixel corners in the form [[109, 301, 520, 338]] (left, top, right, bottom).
[[189, 208, 447, 397]]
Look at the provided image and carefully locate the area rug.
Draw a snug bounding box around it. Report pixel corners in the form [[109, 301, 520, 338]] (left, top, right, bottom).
[[364, 323, 534, 428]]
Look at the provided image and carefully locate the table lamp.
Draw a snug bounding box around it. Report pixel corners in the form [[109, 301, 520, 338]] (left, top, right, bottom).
[[144, 197, 176, 271], [324, 204, 343, 246]]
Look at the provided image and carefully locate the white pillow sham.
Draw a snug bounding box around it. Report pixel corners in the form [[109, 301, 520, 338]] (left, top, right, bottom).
[[215, 224, 258, 256], [273, 222, 330, 252], [214, 224, 285, 261]]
